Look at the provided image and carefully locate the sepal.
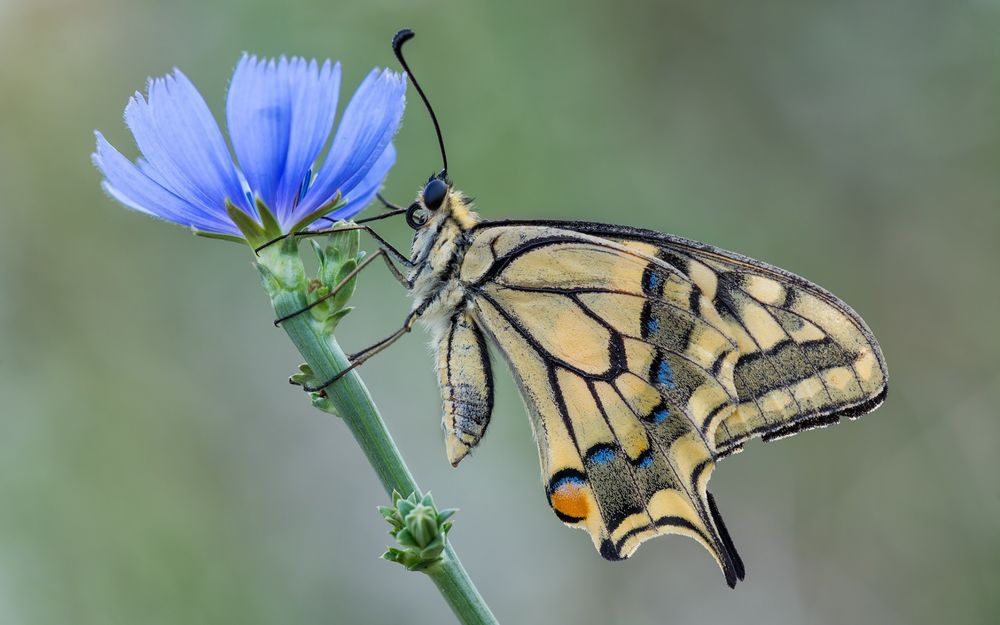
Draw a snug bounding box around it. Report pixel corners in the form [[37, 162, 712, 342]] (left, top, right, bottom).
[[223, 197, 285, 249], [285, 192, 344, 235], [191, 229, 246, 244]]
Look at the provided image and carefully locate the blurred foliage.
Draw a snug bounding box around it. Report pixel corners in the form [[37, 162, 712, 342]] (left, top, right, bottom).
[[1, 0, 999, 623]]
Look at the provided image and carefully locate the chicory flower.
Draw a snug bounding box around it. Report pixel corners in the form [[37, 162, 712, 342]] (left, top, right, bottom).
[[93, 54, 406, 244]]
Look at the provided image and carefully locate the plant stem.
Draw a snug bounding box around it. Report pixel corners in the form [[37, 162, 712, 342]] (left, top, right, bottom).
[[427, 547, 496, 624], [262, 250, 498, 625]]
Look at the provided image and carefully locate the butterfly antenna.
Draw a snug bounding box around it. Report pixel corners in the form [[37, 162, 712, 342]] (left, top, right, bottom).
[[392, 28, 449, 177]]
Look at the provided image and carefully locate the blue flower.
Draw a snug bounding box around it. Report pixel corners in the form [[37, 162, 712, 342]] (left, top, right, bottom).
[[93, 54, 406, 242]]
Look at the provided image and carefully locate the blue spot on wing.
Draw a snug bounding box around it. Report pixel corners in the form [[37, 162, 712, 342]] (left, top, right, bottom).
[[589, 447, 616, 465], [655, 358, 675, 388], [651, 406, 670, 423], [646, 317, 660, 334], [551, 476, 586, 491], [644, 271, 662, 293], [637, 453, 654, 468]]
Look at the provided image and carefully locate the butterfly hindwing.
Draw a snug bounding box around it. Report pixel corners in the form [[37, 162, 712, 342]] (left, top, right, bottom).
[[462, 226, 745, 585]]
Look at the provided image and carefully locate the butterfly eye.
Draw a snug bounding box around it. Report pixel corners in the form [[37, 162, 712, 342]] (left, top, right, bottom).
[[422, 178, 448, 211]]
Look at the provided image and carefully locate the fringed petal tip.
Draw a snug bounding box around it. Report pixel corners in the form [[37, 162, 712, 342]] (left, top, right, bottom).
[[294, 67, 406, 222], [92, 130, 242, 236], [94, 54, 406, 242]]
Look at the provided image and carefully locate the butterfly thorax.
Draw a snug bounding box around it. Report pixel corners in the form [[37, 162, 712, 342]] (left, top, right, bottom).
[[407, 190, 481, 341]]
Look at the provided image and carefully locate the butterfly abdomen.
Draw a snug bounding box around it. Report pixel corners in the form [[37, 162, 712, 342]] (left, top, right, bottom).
[[435, 310, 494, 466]]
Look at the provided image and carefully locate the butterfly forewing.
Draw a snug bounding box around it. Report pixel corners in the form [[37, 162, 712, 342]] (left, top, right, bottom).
[[471, 221, 888, 456], [585, 223, 889, 456]]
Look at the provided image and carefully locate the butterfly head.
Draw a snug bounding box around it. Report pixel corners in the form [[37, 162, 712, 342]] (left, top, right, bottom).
[[405, 172, 478, 231]]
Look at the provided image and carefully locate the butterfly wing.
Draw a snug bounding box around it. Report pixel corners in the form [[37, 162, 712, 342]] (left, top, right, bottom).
[[459, 224, 746, 586], [533, 221, 889, 457]]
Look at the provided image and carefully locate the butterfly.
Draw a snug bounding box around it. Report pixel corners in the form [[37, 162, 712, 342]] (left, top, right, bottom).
[[298, 30, 888, 588]]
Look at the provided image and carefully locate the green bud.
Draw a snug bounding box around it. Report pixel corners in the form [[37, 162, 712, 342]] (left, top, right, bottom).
[[395, 528, 416, 547], [419, 535, 446, 561], [306, 227, 363, 333], [407, 503, 438, 548], [397, 497, 416, 519], [380, 490, 457, 572]]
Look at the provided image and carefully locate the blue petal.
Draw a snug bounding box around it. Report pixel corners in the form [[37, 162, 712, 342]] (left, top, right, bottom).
[[311, 143, 396, 228], [124, 70, 248, 217], [298, 69, 405, 217], [225, 56, 341, 223], [276, 58, 341, 223], [93, 132, 241, 235], [226, 55, 289, 213], [97, 58, 399, 238]]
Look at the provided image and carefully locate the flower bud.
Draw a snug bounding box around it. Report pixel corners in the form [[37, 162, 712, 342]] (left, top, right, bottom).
[[380, 490, 457, 572]]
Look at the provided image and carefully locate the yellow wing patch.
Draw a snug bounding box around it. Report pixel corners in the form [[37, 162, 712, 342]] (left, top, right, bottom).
[[486, 286, 612, 375]]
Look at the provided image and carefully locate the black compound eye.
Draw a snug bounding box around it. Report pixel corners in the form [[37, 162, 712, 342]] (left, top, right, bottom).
[[422, 178, 448, 211]]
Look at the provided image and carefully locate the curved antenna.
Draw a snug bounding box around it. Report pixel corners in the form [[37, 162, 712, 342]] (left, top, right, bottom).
[[404, 201, 427, 229], [392, 28, 448, 177]]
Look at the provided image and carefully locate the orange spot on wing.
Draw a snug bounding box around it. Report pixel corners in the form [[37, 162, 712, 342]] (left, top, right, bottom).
[[551, 480, 590, 520]]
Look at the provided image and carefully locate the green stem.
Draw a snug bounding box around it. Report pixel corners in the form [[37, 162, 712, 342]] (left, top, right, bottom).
[[427, 547, 495, 623], [259, 247, 498, 625]]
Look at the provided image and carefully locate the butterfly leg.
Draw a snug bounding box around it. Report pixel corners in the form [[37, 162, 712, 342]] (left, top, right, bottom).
[[375, 192, 406, 211], [255, 223, 414, 272], [302, 223, 415, 283], [300, 309, 422, 393], [273, 248, 394, 326], [352, 224, 414, 270], [306, 196, 409, 230], [304, 223, 415, 285], [378, 248, 411, 288]]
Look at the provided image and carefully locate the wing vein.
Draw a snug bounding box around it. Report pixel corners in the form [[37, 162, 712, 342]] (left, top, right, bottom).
[[504, 284, 739, 353], [608, 381, 716, 547], [567, 292, 728, 451], [588, 380, 656, 538]]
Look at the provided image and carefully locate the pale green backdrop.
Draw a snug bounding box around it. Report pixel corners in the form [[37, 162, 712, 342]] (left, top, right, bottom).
[[1, 0, 998, 623]]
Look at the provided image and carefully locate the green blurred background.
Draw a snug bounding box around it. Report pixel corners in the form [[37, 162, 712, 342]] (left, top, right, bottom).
[[2, 0, 999, 623]]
